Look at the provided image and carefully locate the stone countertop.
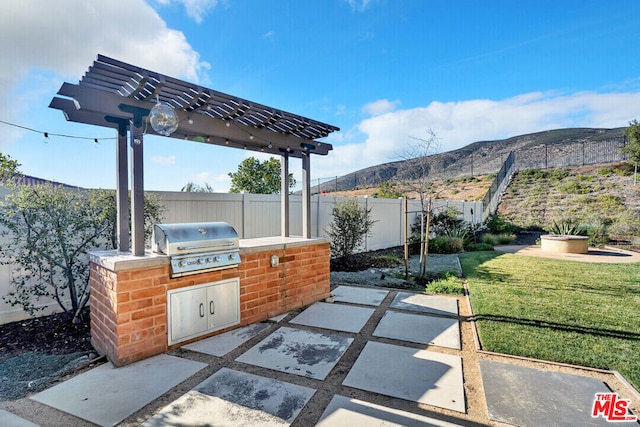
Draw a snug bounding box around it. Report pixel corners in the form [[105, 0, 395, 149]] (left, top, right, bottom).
[[89, 237, 330, 272]]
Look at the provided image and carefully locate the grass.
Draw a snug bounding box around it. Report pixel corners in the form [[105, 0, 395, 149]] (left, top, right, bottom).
[[460, 251, 640, 389]]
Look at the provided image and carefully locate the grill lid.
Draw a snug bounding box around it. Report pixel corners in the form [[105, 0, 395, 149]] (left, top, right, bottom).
[[153, 222, 239, 256]]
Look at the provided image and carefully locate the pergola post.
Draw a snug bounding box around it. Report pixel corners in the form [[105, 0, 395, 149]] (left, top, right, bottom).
[[281, 151, 290, 237], [302, 147, 311, 238], [119, 105, 149, 256], [106, 116, 130, 253]]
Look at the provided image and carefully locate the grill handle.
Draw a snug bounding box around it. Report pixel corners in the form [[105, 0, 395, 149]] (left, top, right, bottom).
[[177, 241, 235, 251]]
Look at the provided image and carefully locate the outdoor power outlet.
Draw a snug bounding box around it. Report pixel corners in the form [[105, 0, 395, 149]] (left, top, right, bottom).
[[270, 255, 279, 267]]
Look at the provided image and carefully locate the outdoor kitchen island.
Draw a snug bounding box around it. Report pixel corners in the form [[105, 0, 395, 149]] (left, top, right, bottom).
[[88, 236, 330, 367]]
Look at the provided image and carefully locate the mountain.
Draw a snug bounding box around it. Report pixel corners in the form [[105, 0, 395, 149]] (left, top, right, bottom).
[[317, 128, 627, 193]]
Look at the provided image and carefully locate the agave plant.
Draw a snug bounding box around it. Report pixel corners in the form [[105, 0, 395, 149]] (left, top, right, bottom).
[[549, 219, 587, 236]]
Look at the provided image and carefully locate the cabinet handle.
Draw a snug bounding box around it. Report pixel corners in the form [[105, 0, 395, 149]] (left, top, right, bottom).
[[199, 303, 204, 318], [209, 300, 215, 315]]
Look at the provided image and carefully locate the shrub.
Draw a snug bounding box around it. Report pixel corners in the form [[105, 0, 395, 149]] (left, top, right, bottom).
[[496, 233, 516, 244], [597, 167, 613, 177], [594, 194, 625, 213], [371, 181, 403, 199], [613, 162, 634, 176], [581, 222, 609, 247], [466, 242, 495, 251], [428, 271, 465, 295], [480, 234, 497, 245], [326, 198, 376, 260], [0, 185, 164, 323], [557, 180, 592, 194], [430, 207, 465, 237], [486, 215, 519, 234], [519, 168, 549, 180], [548, 168, 570, 180], [371, 254, 402, 266], [429, 236, 463, 254]]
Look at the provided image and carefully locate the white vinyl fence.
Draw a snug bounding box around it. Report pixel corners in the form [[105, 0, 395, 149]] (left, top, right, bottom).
[[0, 190, 482, 324], [156, 191, 483, 250]]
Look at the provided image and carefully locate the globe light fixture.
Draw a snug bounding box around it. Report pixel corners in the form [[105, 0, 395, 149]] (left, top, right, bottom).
[[149, 99, 178, 136]]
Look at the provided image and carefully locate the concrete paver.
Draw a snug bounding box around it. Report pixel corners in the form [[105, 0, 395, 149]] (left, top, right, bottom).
[[236, 326, 353, 380], [390, 292, 459, 316], [317, 395, 466, 427], [30, 354, 207, 427], [480, 360, 639, 427], [0, 410, 39, 427], [331, 285, 389, 306], [183, 322, 270, 356], [289, 302, 375, 333], [141, 368, 315, 426], [373, 310, 461, 349], [343, 341, 465, 413]]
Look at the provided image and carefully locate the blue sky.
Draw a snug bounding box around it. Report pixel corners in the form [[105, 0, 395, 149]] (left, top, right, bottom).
[[1, 0, 640, 192]]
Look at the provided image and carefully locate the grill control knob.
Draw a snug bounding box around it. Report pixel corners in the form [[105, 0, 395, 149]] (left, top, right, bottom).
[[205, 257, 213, 263], [197, 258, 204, 265], [214, 256, 221, 263], [178, 261, 186, 268], [228, 254, 235, 261]]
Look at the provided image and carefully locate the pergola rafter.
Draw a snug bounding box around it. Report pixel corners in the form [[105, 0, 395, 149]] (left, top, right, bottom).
[[49, 55, 338, 255]]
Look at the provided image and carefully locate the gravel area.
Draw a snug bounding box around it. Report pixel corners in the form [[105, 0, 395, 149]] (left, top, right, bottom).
[[330, 253, 462, 289]]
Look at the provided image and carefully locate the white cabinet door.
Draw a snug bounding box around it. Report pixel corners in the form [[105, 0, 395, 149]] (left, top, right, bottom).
[[168, 286, 208, 345], [207, 279, 240, 330]]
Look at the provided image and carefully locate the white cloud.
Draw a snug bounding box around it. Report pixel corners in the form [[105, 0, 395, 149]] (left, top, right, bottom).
[[362, 99, 400, 116], [151, 155, 176, 166], [154, 0, 220, 24], [0, 0, 210, 147], [314, 90, 640, 179], [345, 0, 374, 12], [188, 171, 230, 192]]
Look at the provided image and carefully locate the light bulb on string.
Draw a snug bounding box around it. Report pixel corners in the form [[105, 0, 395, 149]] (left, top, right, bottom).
[[43, 132, 50, 143]]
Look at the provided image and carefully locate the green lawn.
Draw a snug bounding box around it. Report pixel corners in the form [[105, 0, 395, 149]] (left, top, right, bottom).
[[460, 251, 640, 389]]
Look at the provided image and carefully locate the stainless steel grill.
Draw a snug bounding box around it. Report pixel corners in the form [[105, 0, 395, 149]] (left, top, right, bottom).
[[152, 222, 241, 278]]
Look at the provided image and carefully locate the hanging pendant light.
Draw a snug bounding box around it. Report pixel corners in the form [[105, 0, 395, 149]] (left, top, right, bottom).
[[149, 96, 178, 136]]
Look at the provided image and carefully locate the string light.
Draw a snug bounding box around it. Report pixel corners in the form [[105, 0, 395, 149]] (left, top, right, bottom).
[[0, 119, 115, 143], [1, 117, 322, 156]]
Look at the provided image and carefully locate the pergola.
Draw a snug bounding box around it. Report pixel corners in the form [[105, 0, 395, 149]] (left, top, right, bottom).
[[50, 55, 339, 256]]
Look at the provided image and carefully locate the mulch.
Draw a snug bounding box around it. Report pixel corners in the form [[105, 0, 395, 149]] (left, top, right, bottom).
[[0, 309, 93, 363]]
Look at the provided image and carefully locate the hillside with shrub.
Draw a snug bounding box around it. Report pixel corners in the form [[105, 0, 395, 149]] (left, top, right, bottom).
[[497, 162, 640, 247], [317, 127, 626, 193]]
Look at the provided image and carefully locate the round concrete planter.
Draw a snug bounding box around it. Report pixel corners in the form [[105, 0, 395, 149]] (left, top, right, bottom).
[[540, 234, 589, 254]]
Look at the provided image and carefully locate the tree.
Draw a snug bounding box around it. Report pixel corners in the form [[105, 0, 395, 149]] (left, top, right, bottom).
[[0, 152, 21, 181], [181, 181, 214, 192], [396, 129, 440, 276], [326, 198, 376, 260], [623, 119, 640, 185], [0, 185, 164, 323], [228, 157, 295, 194]]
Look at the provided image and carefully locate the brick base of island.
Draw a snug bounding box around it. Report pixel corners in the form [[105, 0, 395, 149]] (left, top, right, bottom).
[[88, 237, 330, 367]]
